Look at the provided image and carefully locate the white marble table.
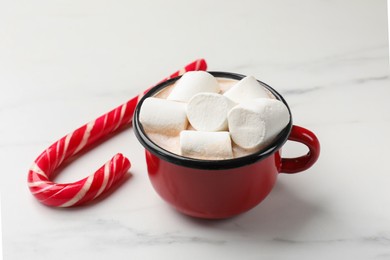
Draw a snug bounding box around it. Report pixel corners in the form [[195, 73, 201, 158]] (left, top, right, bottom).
[[1, 1, 389, 259]]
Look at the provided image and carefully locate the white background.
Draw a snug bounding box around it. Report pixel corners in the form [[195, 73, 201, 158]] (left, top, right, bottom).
[[0, 1, 389, 259]]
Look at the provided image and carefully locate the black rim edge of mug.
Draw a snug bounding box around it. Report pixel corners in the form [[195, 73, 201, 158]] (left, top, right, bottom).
[[133, 71, 293, 170]]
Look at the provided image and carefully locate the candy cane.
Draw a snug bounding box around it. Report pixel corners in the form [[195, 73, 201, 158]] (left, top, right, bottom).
[[27, 59, 207, 207]]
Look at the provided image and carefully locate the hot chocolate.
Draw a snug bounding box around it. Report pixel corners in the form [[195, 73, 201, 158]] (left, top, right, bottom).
[[139, 73, 287, 160], [133, 70, 320, 220]]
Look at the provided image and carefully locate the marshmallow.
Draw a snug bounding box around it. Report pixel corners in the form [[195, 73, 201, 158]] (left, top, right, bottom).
[[228, 98, 290, 150], [167, 71, 220, 102], [187, 93, 236, 131], [139, 97, 188, 135], [180, 130, 233, 160], [223, 76, 270, 103]]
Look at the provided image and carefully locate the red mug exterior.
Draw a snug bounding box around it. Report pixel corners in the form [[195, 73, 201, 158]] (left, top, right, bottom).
[[134, 72, 320, 219]]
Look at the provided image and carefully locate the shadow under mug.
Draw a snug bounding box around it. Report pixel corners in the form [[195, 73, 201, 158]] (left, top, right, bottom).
[[133, 71, 320, 219]]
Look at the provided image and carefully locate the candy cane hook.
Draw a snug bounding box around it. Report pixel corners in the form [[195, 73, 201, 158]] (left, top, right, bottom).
[[27, 59, 207, 207]]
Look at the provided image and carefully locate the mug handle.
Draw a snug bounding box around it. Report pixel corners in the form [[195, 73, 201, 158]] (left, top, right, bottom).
[[280, 125, 320, 174]]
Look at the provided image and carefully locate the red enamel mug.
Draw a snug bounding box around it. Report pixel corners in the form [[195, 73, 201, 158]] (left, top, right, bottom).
[[134, 72, 320, 219]]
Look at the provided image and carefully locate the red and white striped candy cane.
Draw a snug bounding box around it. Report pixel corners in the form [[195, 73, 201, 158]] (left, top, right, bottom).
[[27, 59, 207, 207]]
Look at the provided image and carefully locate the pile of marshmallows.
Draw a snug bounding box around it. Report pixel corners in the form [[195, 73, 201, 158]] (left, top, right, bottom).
[[139, 71, 290, 160]]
